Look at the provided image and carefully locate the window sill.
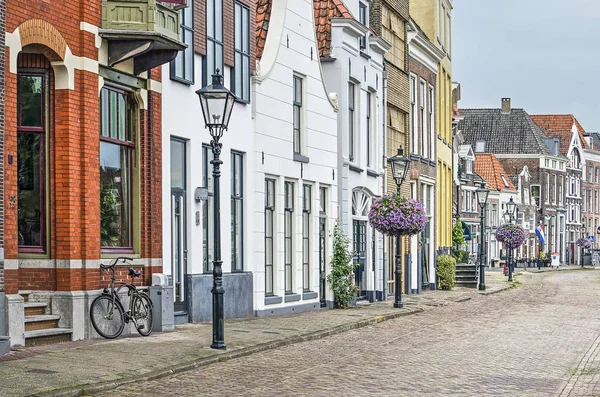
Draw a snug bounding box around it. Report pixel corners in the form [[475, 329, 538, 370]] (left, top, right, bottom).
[[367, 169, 380, 178], [234, 98, 250, 105], [359, 50, 371, 60], [265, 295, 283, 305], [170, 75, 194, 86], [284, 293, 301, 303], [294, 153, 310, 163], [302, 291, 318, 300], [349, 164, 364, 173]]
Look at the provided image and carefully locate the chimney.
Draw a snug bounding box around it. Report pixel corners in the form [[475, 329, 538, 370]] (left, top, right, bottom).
[[501, 98, 511, 114]]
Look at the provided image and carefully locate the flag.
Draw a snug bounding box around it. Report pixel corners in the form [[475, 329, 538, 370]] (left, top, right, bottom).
[[536, 223, 545, 244]]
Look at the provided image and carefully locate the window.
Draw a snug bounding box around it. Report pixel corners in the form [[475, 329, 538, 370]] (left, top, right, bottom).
[[501, 174, 510, 189], [552, 174, 557, 203], [491, 204, 497, 227], [558, 175, 563, 205], [265, 179, 275, 296], [439, 4, 445, 46], [428, 86, 435, 160], [284, 182, 294, 294], [545, 159, 549, 168], [293, 75, 303, 155], [545, 173, 550, 203], [171, 2, 194, 83], [596, 167, 599, 184], [366, 91, 372, 167], [589, 165, 593, 182], [596, 189, 599, 213], [100, 86, 135, 251], [348, 82, 356, 161], [231, 151, 243, 271], [461, 190, 466, 212], [410, 75, 417, 154], [420, 80, 426, 157], [205, 0, 224, 85], [465, 159, 473, 174], [302, 184, 311, 291], [203, 145, 214, 273], [233, 2, 250, 101], [359, 2, 367, 49], [18, 73, 46, 252]]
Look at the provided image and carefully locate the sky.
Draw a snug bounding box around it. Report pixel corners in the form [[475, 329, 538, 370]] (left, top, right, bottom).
[[453, 0, 600, 131]]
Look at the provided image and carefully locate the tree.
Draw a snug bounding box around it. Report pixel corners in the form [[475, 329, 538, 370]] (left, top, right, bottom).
[[452, 219, 466, 249]]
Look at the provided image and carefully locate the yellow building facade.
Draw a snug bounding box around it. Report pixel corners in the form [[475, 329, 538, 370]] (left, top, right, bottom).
[[410, 0, 454, 252]]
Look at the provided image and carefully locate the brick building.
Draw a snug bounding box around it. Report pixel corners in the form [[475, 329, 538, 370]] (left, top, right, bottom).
[[370, 0, 411, 296], [583, 133, 600, 252], [531, 115, 587, 264], [459, 99, 569, 264], [4, 0, 184, 347]]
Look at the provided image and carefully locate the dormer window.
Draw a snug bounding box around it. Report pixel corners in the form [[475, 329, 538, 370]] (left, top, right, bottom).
[[466, 159, 473, 174], [501, 174, 510, 189]]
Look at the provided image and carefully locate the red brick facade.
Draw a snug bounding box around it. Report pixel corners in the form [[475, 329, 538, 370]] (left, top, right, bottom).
[[4, 0, 162, 294]]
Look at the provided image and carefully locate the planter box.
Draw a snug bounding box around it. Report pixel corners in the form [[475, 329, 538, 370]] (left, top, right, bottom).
[[102, 0, 180, 42]]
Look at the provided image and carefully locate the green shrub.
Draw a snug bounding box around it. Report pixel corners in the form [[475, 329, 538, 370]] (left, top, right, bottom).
[[452, 250, 470, 264], [437, 255, 456, 290], [327, 220, 357, 308], [452, 219, 466, 248]]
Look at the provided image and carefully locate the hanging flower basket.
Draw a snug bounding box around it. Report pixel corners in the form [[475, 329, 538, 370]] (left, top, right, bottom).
[[368, 194, 426, 236], [496, 223, 527, 249], [576, 237, 592, 249]]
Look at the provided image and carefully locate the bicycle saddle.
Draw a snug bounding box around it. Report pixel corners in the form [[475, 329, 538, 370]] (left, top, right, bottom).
[[128, 268, 141, 278]]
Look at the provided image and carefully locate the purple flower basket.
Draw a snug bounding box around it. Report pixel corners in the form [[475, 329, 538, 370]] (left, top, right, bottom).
[[576, 238, 592, 249], [368, 194, 427, 236], [496, 223, 527, 249]]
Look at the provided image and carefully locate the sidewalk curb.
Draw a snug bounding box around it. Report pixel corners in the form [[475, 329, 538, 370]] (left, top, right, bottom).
[[31, 307, 425, 397], [479, 284, 515, 296]]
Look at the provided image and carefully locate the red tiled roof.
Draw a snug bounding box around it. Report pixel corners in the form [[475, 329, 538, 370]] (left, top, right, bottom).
[[530, 114, 589, 155], [474, 153, 516, 191], [314, 0, 353, 57], [256, 0, 272, 60]]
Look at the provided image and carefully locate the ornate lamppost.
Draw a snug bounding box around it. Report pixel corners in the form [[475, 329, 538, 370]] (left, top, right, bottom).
[[503, 197, 517, 282], [476, 182, 490, 291], [581, 224, 586, 267], [196, 70, 235, 350], [388, 147, 410, 308]]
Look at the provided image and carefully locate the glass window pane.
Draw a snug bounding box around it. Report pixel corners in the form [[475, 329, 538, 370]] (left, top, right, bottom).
[[207, 0, 214, 38], [118, 93, 126, 141], [235, 53, 242, 95], [243, 56, 249, 100], [101, 89, 109, 137], [100, 141, 131, 247], [109, 91, 118, 139], [206, 42, 215, 80], [235, 199, 243, 267], [216, 43, 223, 73], [171, 139, 185, 189], [184, 30, 193, 80], [19, 75, 43, 127], [215, 0, 223, 41], [18, 133, 42, 247], [235, 4, 241, 50], [242, 7, 249, 53]]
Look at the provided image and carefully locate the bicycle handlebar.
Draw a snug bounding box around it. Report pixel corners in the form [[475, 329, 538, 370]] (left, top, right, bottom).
[[100, 257, 134, 269]]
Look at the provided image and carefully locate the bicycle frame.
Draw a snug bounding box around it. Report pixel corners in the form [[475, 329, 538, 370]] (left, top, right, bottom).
[[100, 260, 144, 323]]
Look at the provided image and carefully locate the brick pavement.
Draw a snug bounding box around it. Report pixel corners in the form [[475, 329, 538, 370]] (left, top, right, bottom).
[[97, 268, 600, 397], [0, 270, 525, 396]]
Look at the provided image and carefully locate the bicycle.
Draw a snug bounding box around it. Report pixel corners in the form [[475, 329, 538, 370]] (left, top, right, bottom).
[[90, 256, 154, 339]]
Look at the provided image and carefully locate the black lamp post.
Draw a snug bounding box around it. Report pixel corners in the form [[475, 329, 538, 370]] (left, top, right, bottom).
[[476, 182, 489, 291], [581, 224, 586, 267], [388, 147, 410, 308], [504, 197, 517, 282], [196, 70, 235, 350]]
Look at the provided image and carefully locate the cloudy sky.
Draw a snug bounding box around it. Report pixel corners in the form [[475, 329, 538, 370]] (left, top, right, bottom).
[[453, 0, 600, 130]]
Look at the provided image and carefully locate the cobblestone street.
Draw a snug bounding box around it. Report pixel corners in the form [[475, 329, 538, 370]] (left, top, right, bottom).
[[100, 270, 600, 396]]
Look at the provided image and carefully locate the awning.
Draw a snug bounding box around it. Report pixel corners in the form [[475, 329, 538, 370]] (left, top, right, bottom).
[[462, 222, 472, 241]]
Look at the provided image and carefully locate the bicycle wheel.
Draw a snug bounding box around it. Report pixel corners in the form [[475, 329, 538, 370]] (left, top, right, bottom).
[[132, 293, 153, 336], [90, 295, 125, 339]]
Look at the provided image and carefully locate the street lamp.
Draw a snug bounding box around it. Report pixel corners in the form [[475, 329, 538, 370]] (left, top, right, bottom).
[[196, 70, 236, 350], [476, 182, 489, 291], [581, 223, 586, 267], [503, 197, 517, 281], [388, 147, 410, 308]]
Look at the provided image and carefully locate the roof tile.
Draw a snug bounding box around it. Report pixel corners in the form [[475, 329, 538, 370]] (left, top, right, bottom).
[[474, 153, 516, 192], [314, 0, 354, 57], [530, 114, 589, 155], [256, 0, 272, 60]]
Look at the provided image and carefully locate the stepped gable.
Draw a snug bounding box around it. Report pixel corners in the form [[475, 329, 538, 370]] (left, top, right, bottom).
[[458, 108, 552, 155], [530, 114, 589, 154], [314, 0, 353, 57]]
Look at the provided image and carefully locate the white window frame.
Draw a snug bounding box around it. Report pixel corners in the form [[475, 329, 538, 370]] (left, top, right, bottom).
[[410, 74, 418, 155]]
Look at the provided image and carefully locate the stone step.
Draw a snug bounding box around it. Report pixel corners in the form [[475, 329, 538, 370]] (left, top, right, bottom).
[[24, 315, 61, 332], [24, 302, 47, 316], [18, 290, 33, 303], [456, 281, 478, 288], [25, 328, 72, 348]]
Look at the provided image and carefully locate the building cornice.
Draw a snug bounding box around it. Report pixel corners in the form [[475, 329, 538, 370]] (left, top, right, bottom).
[[331, 18, 369, 38]]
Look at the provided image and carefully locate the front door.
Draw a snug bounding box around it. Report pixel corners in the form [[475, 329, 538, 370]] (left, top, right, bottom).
[[421, 220, 431, 290], [171, 138, 188, 313], [353, 220, 367, 297]]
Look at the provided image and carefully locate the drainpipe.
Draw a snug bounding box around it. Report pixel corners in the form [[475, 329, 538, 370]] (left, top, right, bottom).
[[381, 65, 388, 299]]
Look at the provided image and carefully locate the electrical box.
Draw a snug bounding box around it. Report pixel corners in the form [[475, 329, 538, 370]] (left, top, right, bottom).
[[195, 187, 209, 202]]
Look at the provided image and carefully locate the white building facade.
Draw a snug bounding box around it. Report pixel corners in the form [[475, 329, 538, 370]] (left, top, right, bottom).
[[253, 0, 339, 313], [319, 0, 390, 302]]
